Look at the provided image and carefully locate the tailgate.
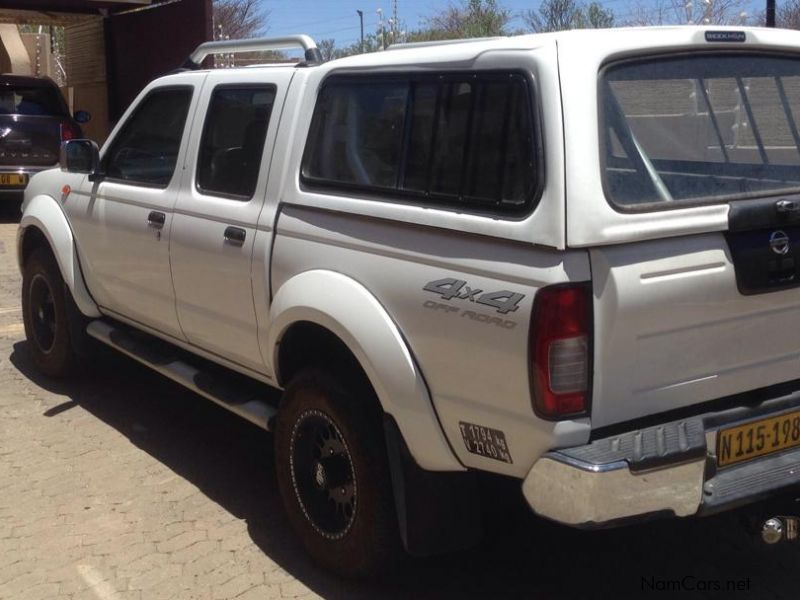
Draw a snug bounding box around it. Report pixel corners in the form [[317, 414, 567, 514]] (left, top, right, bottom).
[[585, 51, 800, 428], [0, 115, 61, 167], [591, 223, 800, 428]]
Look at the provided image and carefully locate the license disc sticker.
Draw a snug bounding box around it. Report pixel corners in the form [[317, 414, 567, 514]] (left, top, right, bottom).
[[459, 421, 513, 464]]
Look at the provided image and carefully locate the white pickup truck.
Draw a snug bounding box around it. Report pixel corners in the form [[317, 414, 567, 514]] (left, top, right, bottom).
[[16, 26, 800, 576]]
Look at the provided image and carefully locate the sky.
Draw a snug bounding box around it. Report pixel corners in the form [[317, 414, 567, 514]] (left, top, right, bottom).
[[262, 0, 766, 50], [263, 0, 555, 48]]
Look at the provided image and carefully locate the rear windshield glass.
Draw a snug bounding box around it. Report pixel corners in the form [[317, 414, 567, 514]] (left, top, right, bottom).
[[601, 54, 800, 209], [0, 85, 65, 116]]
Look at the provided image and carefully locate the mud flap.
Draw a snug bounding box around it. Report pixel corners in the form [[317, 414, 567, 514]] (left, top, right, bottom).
[[383, 415, 482, 556], [64, 283, 91, 357]]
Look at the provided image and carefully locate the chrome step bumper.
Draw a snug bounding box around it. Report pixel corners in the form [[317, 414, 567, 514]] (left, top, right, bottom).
[[523, 386, 800, 527]]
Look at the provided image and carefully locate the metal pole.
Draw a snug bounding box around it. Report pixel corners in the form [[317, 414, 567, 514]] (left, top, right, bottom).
[[377, 8, 385, 51], [766, 0, 776, 26], [356, 10, 364, 52]]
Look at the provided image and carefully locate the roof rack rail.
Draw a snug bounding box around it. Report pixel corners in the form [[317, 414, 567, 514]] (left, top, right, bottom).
[[183, 34, 322, 69], [387, 36, 504, 51]]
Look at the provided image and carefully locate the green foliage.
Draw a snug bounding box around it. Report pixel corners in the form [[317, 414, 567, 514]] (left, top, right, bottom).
[[409, 0, 511, 41], [583, 2, 616, 28], [523, 0, 615, 32]]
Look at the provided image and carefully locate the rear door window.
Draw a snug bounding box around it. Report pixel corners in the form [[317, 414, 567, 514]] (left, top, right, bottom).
[[302, 72, 539, 216], [196, 85, 276, 199], [601, 54, 800, 208]]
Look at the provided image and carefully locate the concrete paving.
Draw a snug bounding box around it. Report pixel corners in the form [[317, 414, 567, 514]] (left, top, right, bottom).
[[1, 206, 799, 599]]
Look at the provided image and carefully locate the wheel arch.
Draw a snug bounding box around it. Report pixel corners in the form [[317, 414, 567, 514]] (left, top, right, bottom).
[[18, 194, 100, 318], [267, 270, 463, 472]]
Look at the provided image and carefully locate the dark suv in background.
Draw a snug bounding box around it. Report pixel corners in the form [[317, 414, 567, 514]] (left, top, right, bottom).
[[0, 74, 89, 201]]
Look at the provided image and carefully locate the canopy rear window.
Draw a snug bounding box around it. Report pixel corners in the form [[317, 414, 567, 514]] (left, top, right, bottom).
[[601, 54, 800, 209]]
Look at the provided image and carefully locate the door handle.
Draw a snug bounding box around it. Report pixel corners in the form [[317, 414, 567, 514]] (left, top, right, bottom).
[[147, 211, 166, 229], [224, 226, 246, 246]]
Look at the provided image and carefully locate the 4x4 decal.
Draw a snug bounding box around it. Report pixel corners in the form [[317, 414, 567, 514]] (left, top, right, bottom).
[[423, 278, 524, 314]]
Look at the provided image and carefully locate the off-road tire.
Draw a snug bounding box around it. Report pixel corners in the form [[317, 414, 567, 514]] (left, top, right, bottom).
[[274, 369, 401, 578], [22, 247, 80, 377]]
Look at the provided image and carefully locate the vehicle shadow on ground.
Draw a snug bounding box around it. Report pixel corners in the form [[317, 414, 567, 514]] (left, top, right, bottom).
[[0, 201, 22, 225], [9, 341, 800, 599]]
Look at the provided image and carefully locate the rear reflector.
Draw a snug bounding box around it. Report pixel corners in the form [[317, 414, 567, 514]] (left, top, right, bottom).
[[60, 122, 78, 142], [530, 283, 592, 419]]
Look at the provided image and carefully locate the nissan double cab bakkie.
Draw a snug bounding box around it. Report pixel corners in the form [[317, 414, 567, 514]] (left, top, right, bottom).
[[16, 27, 800, 576]]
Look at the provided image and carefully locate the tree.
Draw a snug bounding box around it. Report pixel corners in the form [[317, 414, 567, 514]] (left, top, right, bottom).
[[317, 39, 337, 62], [410, 0, 511, 41], [623, 0, 748, 25], [213, 0, 269, 40], [523, 0, 614, 32], [584, 2, 616, 27], [776, 0, 800, 28]]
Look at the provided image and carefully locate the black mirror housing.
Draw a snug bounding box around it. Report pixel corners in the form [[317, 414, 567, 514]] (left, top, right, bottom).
[[60, 139, 100, 175]]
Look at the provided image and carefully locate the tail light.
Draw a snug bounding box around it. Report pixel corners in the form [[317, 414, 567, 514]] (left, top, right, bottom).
[[530, 283, 592, 419], [60, 122, 79, 142]]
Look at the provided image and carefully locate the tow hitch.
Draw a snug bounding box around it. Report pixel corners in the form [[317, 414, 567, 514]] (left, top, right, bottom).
[[761, 517, 800, 544]]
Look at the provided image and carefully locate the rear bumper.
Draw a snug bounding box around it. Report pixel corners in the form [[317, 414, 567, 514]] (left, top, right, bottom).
[[523, 384, 800, 527], [0, 166, 54, 196]]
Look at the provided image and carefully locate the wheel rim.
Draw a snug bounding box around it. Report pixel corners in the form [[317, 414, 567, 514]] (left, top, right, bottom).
[[29, 273, 56, 354], [289, 409, 357, 540]]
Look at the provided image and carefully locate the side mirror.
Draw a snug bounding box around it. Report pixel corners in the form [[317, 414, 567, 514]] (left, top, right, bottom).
[[60, 139, 100, 175], [74, 110, 91, 124]]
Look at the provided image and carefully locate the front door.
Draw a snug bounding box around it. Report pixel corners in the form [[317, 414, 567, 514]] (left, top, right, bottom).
[[68, 79, 203, 339], [169, 70, 293, 372]]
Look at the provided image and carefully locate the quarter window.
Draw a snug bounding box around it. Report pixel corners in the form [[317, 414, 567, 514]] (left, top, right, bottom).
[[104, 87, 192, 187], [302, 73, 538, 215], [197, 85, 276, 199]]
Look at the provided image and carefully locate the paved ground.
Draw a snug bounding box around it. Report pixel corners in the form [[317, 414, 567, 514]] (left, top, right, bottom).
[[1, 204, 800, 599]]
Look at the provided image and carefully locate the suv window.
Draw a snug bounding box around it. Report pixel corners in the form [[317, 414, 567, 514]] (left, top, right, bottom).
[[302, 73, 538, 216], [0, 85, 66, 116], [602, 53, 800, 209], [104, 87, 192, 187], [197, 85, 276, 199]]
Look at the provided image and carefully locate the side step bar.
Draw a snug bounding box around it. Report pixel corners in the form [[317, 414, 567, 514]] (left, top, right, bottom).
[[86, 320, 278, 431]]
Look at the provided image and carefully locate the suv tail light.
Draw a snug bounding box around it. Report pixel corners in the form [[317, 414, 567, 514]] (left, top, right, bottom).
[[530, 283, 592, 419], [60, 122, 79, 142]]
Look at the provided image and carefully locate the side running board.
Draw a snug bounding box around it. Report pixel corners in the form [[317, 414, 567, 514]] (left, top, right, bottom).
[[86, 320, 278, 431]]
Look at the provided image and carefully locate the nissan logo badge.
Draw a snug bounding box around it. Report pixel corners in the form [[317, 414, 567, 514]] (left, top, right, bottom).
[[770, 230, 790, 256]]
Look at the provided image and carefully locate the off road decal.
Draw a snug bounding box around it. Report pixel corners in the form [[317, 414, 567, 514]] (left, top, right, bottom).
[[423, 278, 524, 314], [459, 422, 513, 464]]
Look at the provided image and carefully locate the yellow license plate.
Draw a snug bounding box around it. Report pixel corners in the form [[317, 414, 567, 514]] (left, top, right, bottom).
[[718, 410, 800, 467], [0, 173, 26, 186]]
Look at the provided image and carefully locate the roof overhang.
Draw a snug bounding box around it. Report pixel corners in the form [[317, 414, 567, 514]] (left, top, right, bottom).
[[0, 1, 153, 15]]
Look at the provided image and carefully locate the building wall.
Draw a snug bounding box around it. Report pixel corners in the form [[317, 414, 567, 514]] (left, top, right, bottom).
[[64, 16, 109, 144], [21, 33, 55, 79], [106, 0, 212, 121], [0, 24, 31, 75]]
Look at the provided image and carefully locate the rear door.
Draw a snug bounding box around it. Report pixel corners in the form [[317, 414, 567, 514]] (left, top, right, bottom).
[[579, 51, 800, 427], [169, 70, 292, 373]]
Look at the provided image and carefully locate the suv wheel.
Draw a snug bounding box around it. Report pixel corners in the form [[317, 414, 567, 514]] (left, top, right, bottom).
[[22, 248, 79, 377], [274, 369, 401, 577]]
